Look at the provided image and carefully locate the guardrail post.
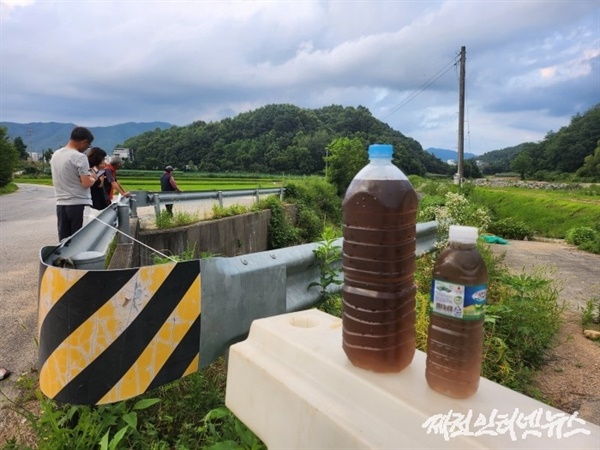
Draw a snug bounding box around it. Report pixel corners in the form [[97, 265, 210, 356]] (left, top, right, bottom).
[[117, 203, 131, 244], [153, 194, 161, 219], [218, 191, 223, 208], [129, 194, 138, 218], [280, 187, 284, 201], [255, 189, 260, 203]]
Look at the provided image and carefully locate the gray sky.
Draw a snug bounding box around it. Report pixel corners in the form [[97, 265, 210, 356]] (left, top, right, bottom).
[[1, 0, 598, 155]]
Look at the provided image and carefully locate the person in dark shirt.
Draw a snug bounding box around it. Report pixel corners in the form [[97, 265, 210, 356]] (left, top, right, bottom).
[[160, 165, 182, 216], [87, 147, 110, 210]]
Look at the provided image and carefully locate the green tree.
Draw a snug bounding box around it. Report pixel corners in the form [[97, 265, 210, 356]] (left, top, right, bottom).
[[43, 149, 54, 164], [511, 151, 533, 180], [123, 103, 449, 176], [325, 137, 368, 195], [13, 136, 28, 160], [0, 127, 19, 187], [577, 140, 600, 180], [462, 159, 483, 179]]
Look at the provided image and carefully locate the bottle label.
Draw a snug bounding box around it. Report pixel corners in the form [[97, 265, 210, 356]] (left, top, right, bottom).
[[430, 280, 486, 320]]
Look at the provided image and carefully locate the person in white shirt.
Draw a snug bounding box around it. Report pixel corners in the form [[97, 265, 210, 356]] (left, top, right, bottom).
[[50, 126, 99, 241]]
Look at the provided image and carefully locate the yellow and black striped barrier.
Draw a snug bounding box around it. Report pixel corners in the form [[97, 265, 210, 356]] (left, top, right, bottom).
[[38, 258, 201, 405]]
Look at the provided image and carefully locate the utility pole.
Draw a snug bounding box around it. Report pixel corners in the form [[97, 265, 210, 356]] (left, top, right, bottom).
[[457, 46, 466, 186]]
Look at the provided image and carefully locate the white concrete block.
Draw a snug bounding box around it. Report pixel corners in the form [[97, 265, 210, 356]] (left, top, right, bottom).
[[226, 309, 600, 449]]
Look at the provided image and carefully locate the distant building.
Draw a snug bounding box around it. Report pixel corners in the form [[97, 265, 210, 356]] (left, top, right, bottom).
[[447, 159, 457, 165], [29, 152, 40, 162], [113, 147, 133, 161]]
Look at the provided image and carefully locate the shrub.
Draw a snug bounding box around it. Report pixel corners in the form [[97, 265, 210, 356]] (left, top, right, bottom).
[[581, 297, 600, 329], [284, 177, 342, 225], [256, 196, 300, 249], [296, 206, 324, 243], [420, 191, 492, 247], [488, 218, 534, 240], [211, 203, 249, 219], [155, 210, 199, 229], [0, 128, 19, 188], [485, 270, 563, 390], [417, 195, 445, 222], [579, 235, 600, 254], [565, 226, 597, 246]]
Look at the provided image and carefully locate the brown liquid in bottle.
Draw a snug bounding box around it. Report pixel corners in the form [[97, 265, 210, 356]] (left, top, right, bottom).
[[342, 178, 418, 372], [426, 240, 488, 398]]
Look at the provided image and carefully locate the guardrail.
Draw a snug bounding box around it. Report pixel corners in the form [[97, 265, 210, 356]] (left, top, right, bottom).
[[41, 196, 131, 267], [38, 199, 438, 404], [199, 221, 438, 366], [132, 187, 285, 220]]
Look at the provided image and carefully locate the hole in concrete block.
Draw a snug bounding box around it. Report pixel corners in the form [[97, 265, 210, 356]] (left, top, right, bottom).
[[289, 316, 320, 328]]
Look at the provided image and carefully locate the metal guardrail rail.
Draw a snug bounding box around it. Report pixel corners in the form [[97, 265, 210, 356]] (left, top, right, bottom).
[[199, 221, 438, 366], [41, 197, 130, 266], [38, 197, 439, 404], [132, 187, 285, 220]]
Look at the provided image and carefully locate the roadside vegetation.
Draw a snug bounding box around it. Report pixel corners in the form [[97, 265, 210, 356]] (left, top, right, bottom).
[[5, 175, 593, 449], [467, 184, 600, 254]]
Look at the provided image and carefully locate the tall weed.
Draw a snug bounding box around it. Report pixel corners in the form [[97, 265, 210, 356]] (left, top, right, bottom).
[[155, 210, 199, 229], [485, 269, 563, 389], [310, 227, 343, 315]]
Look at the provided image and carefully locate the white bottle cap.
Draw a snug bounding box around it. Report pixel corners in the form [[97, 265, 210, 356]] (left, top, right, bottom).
[[449, 225, 478, 244]]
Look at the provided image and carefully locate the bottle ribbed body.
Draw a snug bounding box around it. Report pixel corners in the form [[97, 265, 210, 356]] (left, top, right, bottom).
[[342, 176, 418, 373], [426, 240, 488, 398]]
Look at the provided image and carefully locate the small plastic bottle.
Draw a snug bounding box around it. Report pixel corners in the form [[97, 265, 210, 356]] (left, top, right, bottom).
[[342, 143, 418, 373], [426, 225, 488, 398]]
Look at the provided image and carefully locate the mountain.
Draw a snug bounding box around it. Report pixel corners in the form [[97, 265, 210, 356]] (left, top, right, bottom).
[[123, 104, 451, 176], [0, 121, 173, 155], [426, 147, 477, 162]]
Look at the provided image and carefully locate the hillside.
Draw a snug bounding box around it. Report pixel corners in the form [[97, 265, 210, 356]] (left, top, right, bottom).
[[474, 103, 600, 179], [123, 104, 451, 176], [0, 121, 172, 155], [426, 147, 477, 162]]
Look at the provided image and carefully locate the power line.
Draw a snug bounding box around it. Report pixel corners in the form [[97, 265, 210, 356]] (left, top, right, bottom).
[[383, 54, 460, 120]]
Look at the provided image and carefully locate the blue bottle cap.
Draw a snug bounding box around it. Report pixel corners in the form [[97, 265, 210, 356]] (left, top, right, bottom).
[[368, 144, 393, 159]]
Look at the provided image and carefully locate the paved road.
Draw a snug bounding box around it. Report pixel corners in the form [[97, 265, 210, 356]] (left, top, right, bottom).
[[0, 184, 57, 402], [490, 239, 600, 312]]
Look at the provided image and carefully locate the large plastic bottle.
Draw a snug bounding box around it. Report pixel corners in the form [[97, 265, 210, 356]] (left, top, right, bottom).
[[342, 143, 418, 373], [426, 225, 488, 398]]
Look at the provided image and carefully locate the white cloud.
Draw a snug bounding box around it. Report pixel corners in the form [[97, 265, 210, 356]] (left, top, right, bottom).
[[0, 0, 598, 154]]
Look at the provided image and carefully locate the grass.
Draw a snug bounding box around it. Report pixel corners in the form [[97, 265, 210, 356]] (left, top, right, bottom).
[[13, 173, 289, 192], [2, 359, 264, 450], [469, 186, 600, 239], [0, 182, 19, 194]]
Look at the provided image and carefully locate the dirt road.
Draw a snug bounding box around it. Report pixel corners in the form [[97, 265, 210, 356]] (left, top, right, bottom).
[[490, 239, 600, 425]]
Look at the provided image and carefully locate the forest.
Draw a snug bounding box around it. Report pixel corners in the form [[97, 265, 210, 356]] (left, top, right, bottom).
[[3, 103, 599, 186], [121, 102, 600, 181], [122, 104, 451, 176], [476, 103, 600, 180]]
